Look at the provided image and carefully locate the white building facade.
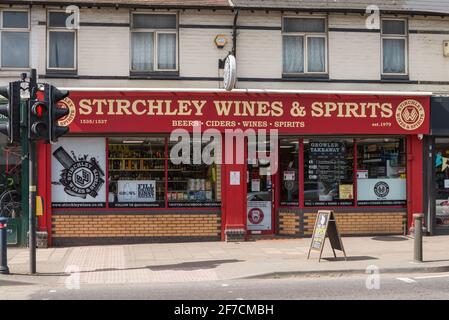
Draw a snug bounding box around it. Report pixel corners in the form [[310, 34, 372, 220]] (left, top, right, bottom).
[[1, 1, 449, 246]]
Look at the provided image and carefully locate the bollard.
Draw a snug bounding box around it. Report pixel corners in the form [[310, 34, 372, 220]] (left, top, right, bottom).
[[413, 213, 424, 262], [0, 217, 9, 274]]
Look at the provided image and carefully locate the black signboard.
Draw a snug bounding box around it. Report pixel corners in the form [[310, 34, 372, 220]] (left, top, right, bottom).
[[431, 97, 449, 135], [304, 141, 353, 206], [307, 210, 347, 262]]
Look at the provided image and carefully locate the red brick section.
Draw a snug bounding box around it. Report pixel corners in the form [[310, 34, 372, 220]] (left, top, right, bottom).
[[305, 212, 406, 236], [52, 213, 221, 240], [278, 212, 300, 236], [278, 211, 407, 237]]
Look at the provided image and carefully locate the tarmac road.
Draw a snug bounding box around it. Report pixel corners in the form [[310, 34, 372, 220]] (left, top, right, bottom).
[[25, 271, 449, 300]]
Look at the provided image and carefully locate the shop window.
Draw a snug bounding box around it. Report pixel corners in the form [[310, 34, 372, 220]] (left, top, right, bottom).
[[108, 137, 166, 208], [279, 138, 299, 206], [356, 138, 406, 206], [131, 13, 177, 72], [381, 19, 407, 75], [51, 137, 107, 208], [282, 17, 327, 74], [47, 11, 76, 70], [303, 139, 354, 206], [168, 136, 221, 207], [0, 135, 22, 218], [434, 138, 449, 227], [1, 10, 30, 69]]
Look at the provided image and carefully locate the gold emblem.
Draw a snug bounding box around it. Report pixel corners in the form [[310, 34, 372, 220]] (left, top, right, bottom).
[[395, 99, 425, 131], [57, 97, 76, 127]]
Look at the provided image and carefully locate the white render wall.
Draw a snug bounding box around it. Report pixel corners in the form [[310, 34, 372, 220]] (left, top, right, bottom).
[[0, 5, 448, 93]]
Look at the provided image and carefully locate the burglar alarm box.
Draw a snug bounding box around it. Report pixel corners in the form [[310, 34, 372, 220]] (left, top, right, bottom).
[[444, 40, 449, 57]]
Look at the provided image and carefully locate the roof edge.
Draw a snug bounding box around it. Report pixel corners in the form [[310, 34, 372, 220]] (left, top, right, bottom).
[[1, 1, 449, 16], [56, 87, 434, 96]]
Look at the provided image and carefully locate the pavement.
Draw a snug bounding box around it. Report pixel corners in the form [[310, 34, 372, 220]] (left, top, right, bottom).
[[1, 235, 449, 299]]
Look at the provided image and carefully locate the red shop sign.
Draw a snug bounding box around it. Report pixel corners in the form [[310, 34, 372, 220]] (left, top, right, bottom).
[[58, 91, 430, 134]]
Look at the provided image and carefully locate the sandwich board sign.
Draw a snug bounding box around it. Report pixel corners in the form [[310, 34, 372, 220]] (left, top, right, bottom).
[[307, 210, 347, 262]]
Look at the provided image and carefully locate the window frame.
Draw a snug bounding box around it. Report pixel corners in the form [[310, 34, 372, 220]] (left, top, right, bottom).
[[46, 10, 78, 71], [381, 18, 408, 76], [281, 16, 328, 76], [0, 9, 31, 70], [276, 136, 408, 209], [130, 12, 179, 73]]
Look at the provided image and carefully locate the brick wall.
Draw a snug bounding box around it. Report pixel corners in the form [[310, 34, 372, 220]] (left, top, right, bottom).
[[303, 212, 407, 236], [278, 209, 407, 237], [51, 212, 221, 246], [278, 211, 301, 236]]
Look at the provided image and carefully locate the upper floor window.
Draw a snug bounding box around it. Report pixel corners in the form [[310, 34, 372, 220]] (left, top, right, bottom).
[[381, 19, 407, 75], [1, 10, 30, 69], [131, 13, 178, 72], [282, 17, 327, 75], [47, 11, 76, 70]]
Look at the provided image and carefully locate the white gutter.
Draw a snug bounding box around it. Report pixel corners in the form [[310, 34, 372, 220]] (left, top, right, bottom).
[[58, 87, 433, 96]]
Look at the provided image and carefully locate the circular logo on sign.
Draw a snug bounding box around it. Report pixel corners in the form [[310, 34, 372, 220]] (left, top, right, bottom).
[[248, 208, 264, 225], [284, 180, 294, 191], [395, 99, 425, 131], [57, 97, 76, 127], [374, 181, 390, 198], [223, 54, 237, 91], [65, 161, 102, 197]]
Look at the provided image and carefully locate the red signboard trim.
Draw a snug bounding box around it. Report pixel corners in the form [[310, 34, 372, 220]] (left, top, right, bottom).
[[57, 91, 430, 135]]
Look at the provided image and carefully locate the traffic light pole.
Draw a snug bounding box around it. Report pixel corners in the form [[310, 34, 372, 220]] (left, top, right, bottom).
[[28, 69, 37, 274], [28, 140, 37, 274]]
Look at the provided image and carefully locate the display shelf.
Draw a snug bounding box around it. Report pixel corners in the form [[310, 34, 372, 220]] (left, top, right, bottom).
[[109, 169, 188, 172], [109, 158, 166, 160]]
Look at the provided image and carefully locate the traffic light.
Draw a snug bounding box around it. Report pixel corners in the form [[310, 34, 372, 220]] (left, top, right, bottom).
[[28, 93, 49, 141], [0, 81, 21, 143], [47, 84, 69, 143]]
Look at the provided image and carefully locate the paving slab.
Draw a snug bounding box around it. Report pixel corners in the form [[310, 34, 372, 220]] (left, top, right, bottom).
[[1, 235, 449, 288]]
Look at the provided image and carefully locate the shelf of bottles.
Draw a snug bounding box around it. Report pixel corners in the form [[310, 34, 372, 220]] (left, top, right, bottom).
[[167, 141, 221, 207], [108, 141, 166, 207]]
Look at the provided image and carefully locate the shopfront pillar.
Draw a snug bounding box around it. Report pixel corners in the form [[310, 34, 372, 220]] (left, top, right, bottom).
[[222, 163, 247, 241], [407, 135, 424, 232]]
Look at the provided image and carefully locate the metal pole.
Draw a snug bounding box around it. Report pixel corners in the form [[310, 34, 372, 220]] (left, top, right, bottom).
[[0, 217, 9, 274], [28, 69, 37, 274], [413, 213, 424, 262], [28, 140, 36, 274]]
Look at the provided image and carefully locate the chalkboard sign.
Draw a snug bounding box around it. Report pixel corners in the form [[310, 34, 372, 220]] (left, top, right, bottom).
[[307, 210, 347, 262], [304, 141, 353, 206]]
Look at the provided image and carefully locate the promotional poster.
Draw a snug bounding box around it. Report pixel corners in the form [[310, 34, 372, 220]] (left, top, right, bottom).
[[51, 137, 107, 208]]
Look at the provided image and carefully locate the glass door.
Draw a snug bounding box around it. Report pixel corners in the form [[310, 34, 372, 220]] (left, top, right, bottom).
[[246, 140, 274, 233], [435, 138, 449, 229]]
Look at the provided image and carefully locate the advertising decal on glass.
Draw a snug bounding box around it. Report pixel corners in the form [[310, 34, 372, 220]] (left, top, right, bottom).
[[51, 137, 107, 208]]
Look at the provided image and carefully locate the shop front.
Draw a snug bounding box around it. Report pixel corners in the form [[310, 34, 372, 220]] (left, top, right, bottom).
[[426, 97, 449, 235], [1, 107, 27, 246], [37, 90, 430, 246]]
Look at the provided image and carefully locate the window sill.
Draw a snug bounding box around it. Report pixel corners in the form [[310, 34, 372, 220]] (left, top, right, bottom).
[[381, 74, 410, 82], [45, 69, 78, 77], [130, 71, 180, 79], [282, 74, 329, 81]]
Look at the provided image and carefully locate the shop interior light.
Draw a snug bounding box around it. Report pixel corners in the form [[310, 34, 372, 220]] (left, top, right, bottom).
[[280, 145, 294, 148], [123, 140, 144, 144]]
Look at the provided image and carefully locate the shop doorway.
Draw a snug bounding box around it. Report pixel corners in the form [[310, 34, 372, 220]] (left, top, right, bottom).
[[246, 140, 275, 234], [434, 138, 449, 232]]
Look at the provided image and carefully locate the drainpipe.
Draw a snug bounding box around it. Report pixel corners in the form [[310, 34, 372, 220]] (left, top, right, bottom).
[[232, 9, 239, 57]]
